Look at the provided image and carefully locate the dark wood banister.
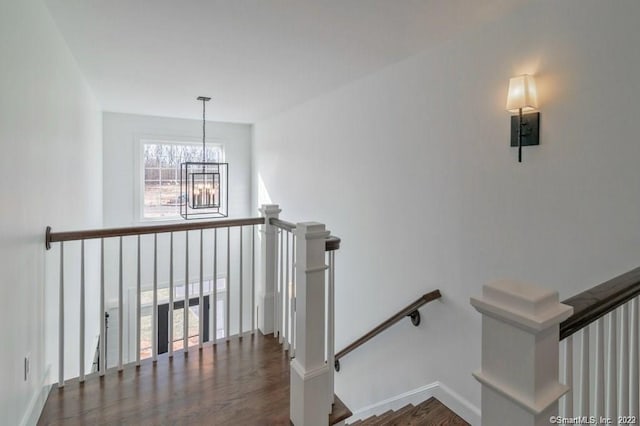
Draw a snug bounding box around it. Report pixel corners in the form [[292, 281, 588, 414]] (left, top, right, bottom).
[[269, 217, 341, 251], [45, 217, 265, 249], [559, 265, 640, 340], [46, 216, 341, 251], [334, 289, 441, 371]]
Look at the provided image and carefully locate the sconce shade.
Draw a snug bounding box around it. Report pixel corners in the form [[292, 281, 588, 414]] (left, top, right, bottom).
[[506, 74, 538, 112]]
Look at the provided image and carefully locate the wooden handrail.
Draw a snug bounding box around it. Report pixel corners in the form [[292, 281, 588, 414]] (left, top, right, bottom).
[[325, 236, 340, 252], [270, 218, 295, 232], [559, 266, 640, 340], [334, 289, 441, 369], [269, 217, 341, 251], [46, 216, 342, 251], [45, 217, 265, 249]]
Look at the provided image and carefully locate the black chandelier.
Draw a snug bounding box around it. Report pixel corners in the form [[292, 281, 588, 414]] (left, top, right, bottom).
[[180, 96, 228, 219]]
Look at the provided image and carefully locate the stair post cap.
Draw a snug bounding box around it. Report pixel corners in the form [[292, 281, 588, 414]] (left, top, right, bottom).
[[470, 280, 573, 333], [294, 222, 330, 239], [259, 204, 281, 215]]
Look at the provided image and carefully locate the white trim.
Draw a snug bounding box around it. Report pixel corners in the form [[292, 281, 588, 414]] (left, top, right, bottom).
[[133, 135, 225, 223], [472, 370, 568, 415], [346, 381, 481, 426], [433, 382, 482, 426], [20, 364, 52, 426], [291, 359, 330, 380]]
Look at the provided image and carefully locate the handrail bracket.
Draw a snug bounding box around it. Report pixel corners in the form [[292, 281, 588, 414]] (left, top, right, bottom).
[[407, 310, 421, 326]]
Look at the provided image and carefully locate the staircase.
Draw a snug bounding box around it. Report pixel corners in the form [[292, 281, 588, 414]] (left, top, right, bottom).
[[349, 398, 469, 426]]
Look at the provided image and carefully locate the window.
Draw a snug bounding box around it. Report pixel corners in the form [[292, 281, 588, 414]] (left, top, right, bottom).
[[140, 140, 223, 220]]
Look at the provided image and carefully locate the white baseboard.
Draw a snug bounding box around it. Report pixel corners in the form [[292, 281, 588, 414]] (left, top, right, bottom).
[[347, 381, 480, 426], [20, 364, 52, 426], [432, 382, 481, 426]]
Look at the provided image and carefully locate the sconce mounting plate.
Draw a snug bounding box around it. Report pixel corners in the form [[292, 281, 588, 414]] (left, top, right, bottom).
[[510, 112, 540, 147]]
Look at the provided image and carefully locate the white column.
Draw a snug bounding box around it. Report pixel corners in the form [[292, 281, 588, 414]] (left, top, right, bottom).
[[471, 280, 573, 426], [258, 204, 281, 335], [290, 222, 331, 426]]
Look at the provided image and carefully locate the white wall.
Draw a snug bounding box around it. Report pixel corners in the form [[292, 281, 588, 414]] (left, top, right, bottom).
[[0, 0, 103, 424], [253, 0, 640, 416], [102, 113, 254, 365]]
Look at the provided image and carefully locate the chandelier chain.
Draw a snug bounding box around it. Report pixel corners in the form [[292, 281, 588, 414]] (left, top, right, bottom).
[[202, 98, 206, 163]]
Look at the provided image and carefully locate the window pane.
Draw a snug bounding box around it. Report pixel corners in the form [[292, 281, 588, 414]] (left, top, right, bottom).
[[161, 168, 177, 181], [171, 306, 200, 352], [142, 141, 222, 219]]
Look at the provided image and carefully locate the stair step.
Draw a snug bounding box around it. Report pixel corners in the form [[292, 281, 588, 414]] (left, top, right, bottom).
[[331, 395, 353, 425], [380, 404, 415, 424], [404, 397, 468, 425], [366, 410, 394, 425], [354, 398, 468, 425]]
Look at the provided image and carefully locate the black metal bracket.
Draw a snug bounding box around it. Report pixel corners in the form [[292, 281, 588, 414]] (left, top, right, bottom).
[[510, 112, 540, 147], [45, 226, 51, 250], [407, 310, 421, 326], [334, 360, 340, 372]]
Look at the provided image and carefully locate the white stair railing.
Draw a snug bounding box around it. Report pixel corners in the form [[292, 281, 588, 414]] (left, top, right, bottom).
[[265, 206, 341, 424], [46, 217, 262, 386], [473, 270, 640, 426], [559, 296, 640, 425], [47, 203, 340, 424]]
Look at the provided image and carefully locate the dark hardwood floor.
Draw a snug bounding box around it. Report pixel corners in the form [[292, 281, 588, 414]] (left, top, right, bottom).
[[349, 398, 469, 426], [38, 333, 350, 426]]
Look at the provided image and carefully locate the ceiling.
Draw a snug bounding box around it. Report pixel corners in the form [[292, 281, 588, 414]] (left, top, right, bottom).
[[45, 0, 528, 123]]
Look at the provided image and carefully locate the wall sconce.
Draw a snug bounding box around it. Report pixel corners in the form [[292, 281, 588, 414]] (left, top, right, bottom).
[[506, 74, 539, 162]]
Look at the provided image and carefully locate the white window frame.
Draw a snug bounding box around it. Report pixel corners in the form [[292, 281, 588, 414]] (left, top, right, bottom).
[[134, 136, 225, 223]]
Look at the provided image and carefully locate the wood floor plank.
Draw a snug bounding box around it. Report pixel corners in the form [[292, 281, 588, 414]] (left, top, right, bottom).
[[38, 333, 348, 426]]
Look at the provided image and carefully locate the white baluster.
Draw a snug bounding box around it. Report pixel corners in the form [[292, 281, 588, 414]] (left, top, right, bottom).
[[291, 237, 296, 357], [279, 230, 283, 343], [118, 236, 124, 370], [251, 225, 255, 333], [239, 226, 243, 337], [595, 317, 605, 420], [100, 238, 105, 376], [328, 250, 336, 407], [629, 297, 640, 418], [185, 231, 189, 352], [213, 229, 217, 342], [284, 231, 290, 350], [199, 229, 204, 348], [169, 232, 174, 357], [136, 235, 141, 366], [79, 240, 85, 383], [152, 234, 157, 362], [59, 242, 64, 387], [562, 335, 573, 418], [631, 297, 639, 418], [226, 227, 230, 340], [620, 304, 630, 420], [606, 310, 617, 421], [580, 327, 590, 415]]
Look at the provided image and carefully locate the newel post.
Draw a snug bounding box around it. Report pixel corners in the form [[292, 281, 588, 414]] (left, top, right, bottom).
[[471, 280, 573, 426], [291, 222, 331, 425], [258, 204, 281, 334]]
